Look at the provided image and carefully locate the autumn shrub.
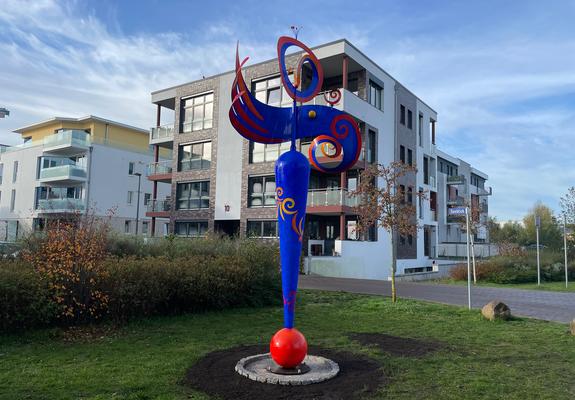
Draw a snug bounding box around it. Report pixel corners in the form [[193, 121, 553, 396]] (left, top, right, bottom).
[[21, 213, 110, 324], [0, 261, 57, 331]]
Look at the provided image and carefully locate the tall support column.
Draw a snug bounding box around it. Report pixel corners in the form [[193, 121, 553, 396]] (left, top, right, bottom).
[[339, 171, 347, 240], [151, 105, 161, 236], [342, 55, 348, 90]]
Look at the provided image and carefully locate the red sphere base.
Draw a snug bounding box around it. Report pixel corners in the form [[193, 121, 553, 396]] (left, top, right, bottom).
[[269, 328, 308, 369]]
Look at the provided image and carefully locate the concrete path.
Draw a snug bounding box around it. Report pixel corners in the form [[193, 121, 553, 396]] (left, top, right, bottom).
[[299, 275, 575, 323]]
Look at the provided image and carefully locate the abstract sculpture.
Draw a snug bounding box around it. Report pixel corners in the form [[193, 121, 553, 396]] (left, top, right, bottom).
[[230, 35, 361, 371]]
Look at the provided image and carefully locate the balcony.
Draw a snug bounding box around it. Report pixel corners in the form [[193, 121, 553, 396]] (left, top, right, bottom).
[[307, 188, 359, 214], [43, 130, 90, 155], [39, 164, 87, 184], [146, 161, 172, 183], [146, 199, 171, 218], [37, 198, 85, 213], [150, 124, 174, 147], [447, 175, 466, 185]]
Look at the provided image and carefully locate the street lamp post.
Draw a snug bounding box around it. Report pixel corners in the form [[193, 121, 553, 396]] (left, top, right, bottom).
[[564, 214, 569, 289], [535, 214, 541, 286], [133, 172, 142, 236]]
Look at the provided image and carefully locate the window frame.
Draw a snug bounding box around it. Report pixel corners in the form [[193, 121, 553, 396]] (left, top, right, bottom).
[[178, 141, 212, 171], [181, 92, 214, 133], [176, 181, 210, 210], [246, 220, 279, 238], [174, 220, 209, 237], [368, 80, 383, 110]]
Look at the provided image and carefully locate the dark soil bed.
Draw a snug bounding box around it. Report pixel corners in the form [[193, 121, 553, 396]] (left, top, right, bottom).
[[183, 344, 386, 400], [349, 333, 443, 358]]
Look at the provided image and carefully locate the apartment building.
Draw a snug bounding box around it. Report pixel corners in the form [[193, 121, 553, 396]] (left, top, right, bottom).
[[147, 39, 490, 280], [0, 116, 170, 240]]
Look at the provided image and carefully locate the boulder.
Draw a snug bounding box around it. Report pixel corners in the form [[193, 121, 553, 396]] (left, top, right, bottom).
[[481, 300, 511, 321], [570, 319, 575, 336]]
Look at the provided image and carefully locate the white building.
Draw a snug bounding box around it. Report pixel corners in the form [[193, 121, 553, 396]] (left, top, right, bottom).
[[0, 116, 170, 240]]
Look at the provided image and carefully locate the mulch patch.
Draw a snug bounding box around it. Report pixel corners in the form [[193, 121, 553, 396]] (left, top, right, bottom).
[[349, 333, 443, 358], [183, 344, 386, 400]]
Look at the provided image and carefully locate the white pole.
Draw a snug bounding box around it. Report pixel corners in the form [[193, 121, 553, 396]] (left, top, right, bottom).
[[565, 214, 569, 289], [465, 207, 472, 310], [536, 215, 541, 286]]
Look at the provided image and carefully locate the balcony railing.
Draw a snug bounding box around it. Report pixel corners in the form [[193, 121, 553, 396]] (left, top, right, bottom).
[[37, 198, 85, 212], [43, 130, 90, 149], [307, 188, 359, 208], [146, 161, 173, 176], [147, 199, 171, 213], [446, 196, 466, 206], [447, 175, 466, 185], [150, 124, 175, 141], [39, 164, 87, 181]]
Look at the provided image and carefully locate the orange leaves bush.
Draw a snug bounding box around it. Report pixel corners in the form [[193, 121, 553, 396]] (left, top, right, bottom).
[[22, 213, 110, 324]]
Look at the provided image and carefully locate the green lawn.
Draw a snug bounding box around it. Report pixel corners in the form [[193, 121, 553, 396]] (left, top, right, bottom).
[[431, 279, 575, 292], [1, 290, 574, 399]]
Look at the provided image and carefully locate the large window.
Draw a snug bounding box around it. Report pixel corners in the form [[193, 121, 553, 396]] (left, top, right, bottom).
[[252, 75, 293, 107], [369, 80, 382, 110], [35, 186, 82, 209], [12, 161, 18, 183], [248, 175, 276, 207], [10, 189, 15, 212], [400, 105, 406, 125], [418, 113, 423, 146], [179, 141, 212, 171], [247, 220, 278, 238], [407, 110, 413, 129], [175, 221, 208, 237], [407, 149, 413, 166], [249, 141, 290, 163], [176, 181, 209, 210], [181, 92, 214, 133], [400, 145, 405, 163]]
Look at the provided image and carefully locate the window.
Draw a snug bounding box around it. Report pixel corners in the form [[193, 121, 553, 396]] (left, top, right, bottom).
[[127, 191, 134, 205], [0, 163, 3, 185], [124, 220, 131, 234], [252, 76, 293, 107], [179, 141, 212, 171], [424, 157, 429, 185], [408, 234, 413, 246], [419, 188, 424, 219], [181, 92, 214, 132], [407, 187, 413, 204], [407, 149, 413, 166], [175, 221, 208, 237], [430, 118, 436, 145], [399, 185, 406, 203], [400, 235, 406, 245], [12, 161, 18, 183], [176, 181, 209, 210], [407, 110, 413, 129], [400, 145, 405, 163], [144, 193, 151, 206], [418, 114, 423, 146], [128, 162, 135, 175], [247, 220, 278, 238], [368, 81, 382, 110], [400, 105, 406, 125], [250, 141, 290, 163], [35, 186, 82, 209], [10, 189, 15, 212], [142, 221, 149, 235], [248, 175, 276, 207], [367, 130, 376, 164]]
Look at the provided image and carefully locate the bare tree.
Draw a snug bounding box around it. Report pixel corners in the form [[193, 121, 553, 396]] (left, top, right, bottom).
[[560, 187, 575, 224], [352, 161, 425, 302]]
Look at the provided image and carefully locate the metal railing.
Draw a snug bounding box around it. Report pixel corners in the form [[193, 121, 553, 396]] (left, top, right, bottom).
[[43, 130, 90, 149], [39, 164, 87, 180], [146, 161, 173, 176], [37, 198, 85, 212], [307, 188, 360, 207], [150, 124, 175, 140], [147, 199, 171, 213]]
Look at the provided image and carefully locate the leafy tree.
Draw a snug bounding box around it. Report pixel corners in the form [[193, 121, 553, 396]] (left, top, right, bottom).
[[353, 162, 425, 302], [520, 202, 562, 249]]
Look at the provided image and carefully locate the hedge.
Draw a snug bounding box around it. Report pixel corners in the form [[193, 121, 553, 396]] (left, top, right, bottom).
[[0, 240, 281, 332]]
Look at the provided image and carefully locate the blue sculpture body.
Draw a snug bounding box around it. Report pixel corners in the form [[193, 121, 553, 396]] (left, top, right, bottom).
[[230, 35, 361, 369]]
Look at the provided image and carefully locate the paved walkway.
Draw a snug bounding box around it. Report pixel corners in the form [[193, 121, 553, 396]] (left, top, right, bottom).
[[299, 275, 575, 323]]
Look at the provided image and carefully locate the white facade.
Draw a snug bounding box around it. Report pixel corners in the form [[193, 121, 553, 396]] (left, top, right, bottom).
[[0, 133, 170, 240]]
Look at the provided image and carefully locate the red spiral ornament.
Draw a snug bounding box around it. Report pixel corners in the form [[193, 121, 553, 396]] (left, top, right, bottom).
[[323, 89, 342, 106]]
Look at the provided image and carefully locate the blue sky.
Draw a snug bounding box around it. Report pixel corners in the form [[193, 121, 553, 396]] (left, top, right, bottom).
[[0, 0, 574, 221]]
